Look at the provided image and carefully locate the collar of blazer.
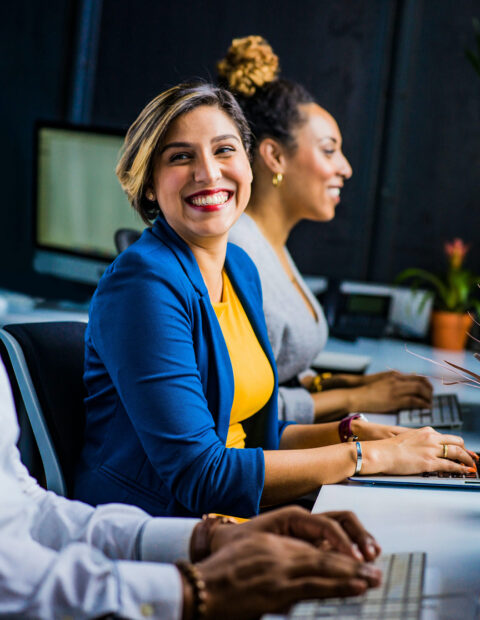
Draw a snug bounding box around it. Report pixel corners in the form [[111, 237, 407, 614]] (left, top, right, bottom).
[[151, 216, 210, 297], [150, 216, 258, 300]]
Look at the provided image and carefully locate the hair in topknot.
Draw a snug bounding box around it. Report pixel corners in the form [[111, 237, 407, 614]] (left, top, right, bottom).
[[218, 36, 315, 151], [217, 35, 279, 96]]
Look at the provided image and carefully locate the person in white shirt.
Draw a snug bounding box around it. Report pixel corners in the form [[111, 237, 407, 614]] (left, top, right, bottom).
[[0, 359, 382, 619]]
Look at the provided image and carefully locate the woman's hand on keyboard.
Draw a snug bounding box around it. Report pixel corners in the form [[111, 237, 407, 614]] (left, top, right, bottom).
[[347, 371, 433, 413], [320, 370, 430, 390], [362, 426, 477, 475], [210, 505, 381, 563], [194, 532, 382, 620]]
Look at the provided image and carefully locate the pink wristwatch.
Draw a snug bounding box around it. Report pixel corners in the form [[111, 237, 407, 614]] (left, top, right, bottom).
[[338, 413, 368, 442]]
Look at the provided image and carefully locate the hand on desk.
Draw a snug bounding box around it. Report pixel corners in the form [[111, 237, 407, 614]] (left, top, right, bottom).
[[323, 370, 431, 391], [189, 507, 382, 620], [310, 371, 433, 422], [193, 534, 381, 620], [346, 371, 433, 413], [209, 506, 381, 562], [361, 426, 477, 476]]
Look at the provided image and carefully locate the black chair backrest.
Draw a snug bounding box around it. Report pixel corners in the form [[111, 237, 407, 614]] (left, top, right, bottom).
[[114, 228, 141, 254], [3, 321, 87, 495]]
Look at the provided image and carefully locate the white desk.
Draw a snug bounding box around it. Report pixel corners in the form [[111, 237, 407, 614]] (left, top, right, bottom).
[[0, 288, 88, 326], [326, 336, 480, 404], [313, 482, 480, 618], [313, 337, 480, 617], [0, 308, 89, 326]]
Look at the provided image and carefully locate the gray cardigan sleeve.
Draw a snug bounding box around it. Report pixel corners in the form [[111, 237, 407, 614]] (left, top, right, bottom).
[[277, 387, 315, 424]]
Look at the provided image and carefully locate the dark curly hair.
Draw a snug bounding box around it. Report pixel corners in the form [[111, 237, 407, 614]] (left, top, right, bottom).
[[217, 36, 314, 151], [232, 79, 315, 151]]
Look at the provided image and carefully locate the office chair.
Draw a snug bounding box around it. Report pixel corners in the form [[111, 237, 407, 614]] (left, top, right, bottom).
[[114, 228, 141, 254], [0, 321, 87, 497]]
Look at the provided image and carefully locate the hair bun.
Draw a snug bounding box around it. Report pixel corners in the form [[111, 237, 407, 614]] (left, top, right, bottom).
[[217, 35, 279, 96]]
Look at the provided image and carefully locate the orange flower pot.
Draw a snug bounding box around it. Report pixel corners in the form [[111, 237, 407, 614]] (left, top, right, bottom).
[[430, 311, 474, 350]]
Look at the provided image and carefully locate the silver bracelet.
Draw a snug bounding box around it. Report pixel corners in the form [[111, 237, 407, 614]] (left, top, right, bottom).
[[354, 441, 363, 475]]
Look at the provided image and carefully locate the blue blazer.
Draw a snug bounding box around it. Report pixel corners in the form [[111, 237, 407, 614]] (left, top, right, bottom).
[[74, 217, 292, 517]]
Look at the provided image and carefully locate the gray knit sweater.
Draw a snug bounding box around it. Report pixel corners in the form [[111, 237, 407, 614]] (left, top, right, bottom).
[[229, 213, 328, 424]]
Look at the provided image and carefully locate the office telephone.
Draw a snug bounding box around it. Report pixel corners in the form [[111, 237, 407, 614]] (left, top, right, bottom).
[[318, 280, 392, 340]]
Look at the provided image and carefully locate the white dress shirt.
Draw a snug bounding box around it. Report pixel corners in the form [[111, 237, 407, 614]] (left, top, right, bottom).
[[0, 360, 199, 619]]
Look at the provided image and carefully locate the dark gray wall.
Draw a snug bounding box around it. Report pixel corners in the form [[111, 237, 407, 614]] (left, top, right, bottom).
[[1, 0, 84, 298], [369, 0, 480, 281], [2, 0, 480, 301]]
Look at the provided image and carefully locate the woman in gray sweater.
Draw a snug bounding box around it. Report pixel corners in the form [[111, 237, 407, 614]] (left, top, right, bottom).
[[222, 36, 433, 424]]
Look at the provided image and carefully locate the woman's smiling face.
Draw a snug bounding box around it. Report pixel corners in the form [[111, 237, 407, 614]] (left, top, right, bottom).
[[281, 103, 352, 222], [151, 105, 252, 247]]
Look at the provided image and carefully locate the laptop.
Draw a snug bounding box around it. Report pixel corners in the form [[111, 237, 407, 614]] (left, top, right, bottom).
[[350, 434, 480, 489], [350, 393, 480, 487], [350, 468, 480, 489]]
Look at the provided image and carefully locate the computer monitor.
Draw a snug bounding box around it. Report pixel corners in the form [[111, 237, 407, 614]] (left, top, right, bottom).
[[33, 122, 145, 285]]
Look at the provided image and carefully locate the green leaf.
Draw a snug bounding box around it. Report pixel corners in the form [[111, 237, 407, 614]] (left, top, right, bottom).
[[395, 268, 449, 306], [466, 49, 480, 76], [417, 290, 434, 314]]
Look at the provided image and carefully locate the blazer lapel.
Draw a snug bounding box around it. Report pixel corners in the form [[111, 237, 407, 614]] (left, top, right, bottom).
[[151, 217, 234, 439], [151, 217, 208, 296]]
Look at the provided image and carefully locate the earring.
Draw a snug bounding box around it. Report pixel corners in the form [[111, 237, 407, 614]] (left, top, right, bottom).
[[146, 190, 155, 201], [272, 173, 283, 187]]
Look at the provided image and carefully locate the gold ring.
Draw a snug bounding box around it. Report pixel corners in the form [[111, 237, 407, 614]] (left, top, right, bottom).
[[442, 444, 448, 459]]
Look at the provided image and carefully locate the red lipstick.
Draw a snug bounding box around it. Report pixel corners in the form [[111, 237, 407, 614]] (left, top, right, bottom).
[[184, 189, 233, 212]]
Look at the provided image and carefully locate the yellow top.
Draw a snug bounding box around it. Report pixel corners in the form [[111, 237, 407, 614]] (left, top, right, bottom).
[[213, 272, 274, 449]]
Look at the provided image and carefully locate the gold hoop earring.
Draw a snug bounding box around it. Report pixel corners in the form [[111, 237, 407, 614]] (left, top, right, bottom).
[[272, 173, 283, 187]]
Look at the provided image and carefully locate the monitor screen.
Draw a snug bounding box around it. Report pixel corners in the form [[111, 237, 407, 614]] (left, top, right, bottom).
[[34, 123, 145, 285]]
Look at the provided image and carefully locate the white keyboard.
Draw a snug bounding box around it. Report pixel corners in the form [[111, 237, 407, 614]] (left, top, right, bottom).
[[288, 552, 425, 620], [397, 394, 462, 429]]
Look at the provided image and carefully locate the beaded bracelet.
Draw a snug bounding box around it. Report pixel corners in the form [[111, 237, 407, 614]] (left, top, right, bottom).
[[175, 560, 207, 620], [309, 372, 332, 393]]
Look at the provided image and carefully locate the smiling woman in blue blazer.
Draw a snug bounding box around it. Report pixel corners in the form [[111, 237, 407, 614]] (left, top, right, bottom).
[[74, 83, 474, 519]]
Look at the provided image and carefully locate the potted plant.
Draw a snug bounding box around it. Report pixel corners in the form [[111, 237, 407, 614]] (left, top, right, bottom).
[[396, 239, 480, 350]]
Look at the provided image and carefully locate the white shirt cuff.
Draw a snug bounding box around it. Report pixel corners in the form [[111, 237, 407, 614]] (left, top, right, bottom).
[[117, 561, 183, 620], [139, 518, 200, 563]]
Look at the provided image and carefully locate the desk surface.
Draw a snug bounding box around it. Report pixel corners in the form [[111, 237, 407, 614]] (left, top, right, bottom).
[[326, 336, 480, 404], [0, 309, 89, 326], [0, 288, 89, 326], [313, 482, 480, 618], [318, 338, 480, 617]]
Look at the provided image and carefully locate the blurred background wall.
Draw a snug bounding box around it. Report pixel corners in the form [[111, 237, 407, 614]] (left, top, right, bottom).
[[1, 0, 479, 301]]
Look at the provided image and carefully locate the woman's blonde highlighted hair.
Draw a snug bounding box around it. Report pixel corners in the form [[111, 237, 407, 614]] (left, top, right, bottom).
[[116, 82, 252, 224]]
